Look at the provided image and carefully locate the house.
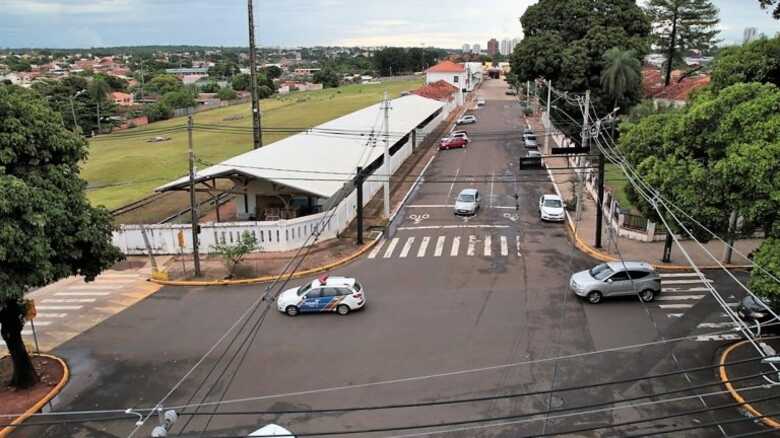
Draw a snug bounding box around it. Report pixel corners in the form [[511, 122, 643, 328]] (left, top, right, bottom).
[[425, 61, 467, 92], [165, 67, 209, 85], [642, 67, 711, 107], [412, 80, 461, 115], [111, 91, 135, 106], [463, 62, 483, 91]]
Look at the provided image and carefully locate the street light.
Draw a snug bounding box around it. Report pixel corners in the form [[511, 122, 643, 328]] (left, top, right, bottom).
[[69, 89, 87, 134]]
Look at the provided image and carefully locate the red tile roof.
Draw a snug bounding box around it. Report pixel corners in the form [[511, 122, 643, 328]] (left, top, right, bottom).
[[426, 61, 465, 73], [642, 67, 711, 101], [412, 80, 459, 101]]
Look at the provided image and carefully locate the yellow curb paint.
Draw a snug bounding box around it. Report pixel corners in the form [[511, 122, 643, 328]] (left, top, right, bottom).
[[0, 353, 70, 438], [151, 237, 380, 287], [719, 338, 780, 430]]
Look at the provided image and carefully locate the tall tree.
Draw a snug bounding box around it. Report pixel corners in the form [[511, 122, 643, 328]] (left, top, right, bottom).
[[88, 77, 111, 134], [646, 0, 721, 86], [759, 0, 780, 18], [709, 34, 780, 91], [0, 84, 123, 388], [600, 47, 643, 111]]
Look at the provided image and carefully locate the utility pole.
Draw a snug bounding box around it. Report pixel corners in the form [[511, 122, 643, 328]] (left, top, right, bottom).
[[595, 147, 605, 249], [576, 90, 590, 223], [544, 79, 551, 154], [526, 80, 530, 109], [382, 91, 391, 218], [96, 99, 101, 134], [248, 0, 262, 149], [355, 166, 364, 245], [188, 114, 202, 277], [139, 60, 145, 101]]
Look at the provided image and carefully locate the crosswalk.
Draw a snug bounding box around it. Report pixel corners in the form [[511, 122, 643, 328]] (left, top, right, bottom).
[[368, 234, 521, 260]]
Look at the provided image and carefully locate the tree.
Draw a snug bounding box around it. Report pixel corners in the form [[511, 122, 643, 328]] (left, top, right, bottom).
[[257, 85, 274, 99], [0, 84, 123, 388], [748, 239, 780, 305], [231, 73, 274, 92], [217, 87, 238, 101], [208, 62, 240, 79], [262, 65, 283, 80], [147, 74, 184, 95], [160, 90, 196, 109], [88, 77, 113, 134], [200, 81, 221, 93], [759, 0, 780, 19], [600, 48, 643, 111], [143, 101, 173, 122], [211, 231, 259, 278], [646, 0, 721, 86], [94, 73, 128, 92], [709, 34, 780, 91], [313, 68, 340, 88]]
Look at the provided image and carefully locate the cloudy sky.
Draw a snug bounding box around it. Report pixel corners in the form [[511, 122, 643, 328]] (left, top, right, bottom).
[[1, 0, 777, 49]]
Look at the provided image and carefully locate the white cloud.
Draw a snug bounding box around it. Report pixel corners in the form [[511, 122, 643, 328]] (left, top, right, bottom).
[[5, 0, 131, 15]]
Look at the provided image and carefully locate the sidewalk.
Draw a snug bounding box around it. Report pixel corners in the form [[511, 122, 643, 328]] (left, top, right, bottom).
[[525, 112, 761, 269]]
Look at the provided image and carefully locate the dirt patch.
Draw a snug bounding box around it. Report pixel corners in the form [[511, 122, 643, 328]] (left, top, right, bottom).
[[0, 355, 65, 417]]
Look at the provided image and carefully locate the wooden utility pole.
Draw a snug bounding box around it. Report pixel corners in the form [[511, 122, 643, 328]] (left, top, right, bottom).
[[248, 0, 263, 149], [188, 114, 202, 276], [382, 92, 391, 218]]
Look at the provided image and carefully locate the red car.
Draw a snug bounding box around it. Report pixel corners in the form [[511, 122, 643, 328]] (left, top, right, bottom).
[[439, 137, 467, 150]]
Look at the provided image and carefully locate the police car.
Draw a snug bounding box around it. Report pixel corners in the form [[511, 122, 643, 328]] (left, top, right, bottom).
[[277, 275, 366, 316]]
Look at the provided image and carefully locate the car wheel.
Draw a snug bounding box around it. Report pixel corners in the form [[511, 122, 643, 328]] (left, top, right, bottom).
[[337, 304, 350, 316], [285, 305, 299, 317], [639, 289, 656, 303], [587, 291, 602, 304]]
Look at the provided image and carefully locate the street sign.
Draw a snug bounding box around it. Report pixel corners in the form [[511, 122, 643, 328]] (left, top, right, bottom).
[[551, 146, 590, 155], [519, 157, 543, 169], [24, 299, 36, 320]]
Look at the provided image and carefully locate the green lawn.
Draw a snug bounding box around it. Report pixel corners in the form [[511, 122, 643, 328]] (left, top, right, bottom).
[[604, 163, 638, 213], [84, 79, 423, 209]]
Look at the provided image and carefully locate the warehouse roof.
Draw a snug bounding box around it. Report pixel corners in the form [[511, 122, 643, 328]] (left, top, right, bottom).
[[157, 94, 443, 198]]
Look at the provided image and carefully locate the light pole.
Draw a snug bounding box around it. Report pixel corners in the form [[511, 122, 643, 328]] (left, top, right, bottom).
[[68, 89, 87, 134]]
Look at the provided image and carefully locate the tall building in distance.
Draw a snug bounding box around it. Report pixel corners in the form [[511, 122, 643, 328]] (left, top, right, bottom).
[[472, 43, 481, 54], [743, 27, 758, 44], [462, 43, 471, 53], [500, 38, 512, 56], [511, 37, 521, 51], [487, 38, 499, 56]]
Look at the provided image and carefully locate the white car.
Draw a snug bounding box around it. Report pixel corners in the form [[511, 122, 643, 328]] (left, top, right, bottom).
[[449, 131, 470, 142], [477, 97, 486, 106], [457, 115, 478, 125], [454, 188, 480, 216], [277, 275, 365, 316], [539, 194, 565, 222]]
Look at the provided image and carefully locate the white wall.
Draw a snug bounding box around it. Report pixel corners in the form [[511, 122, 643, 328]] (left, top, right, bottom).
[[426, 72, 466, 91]]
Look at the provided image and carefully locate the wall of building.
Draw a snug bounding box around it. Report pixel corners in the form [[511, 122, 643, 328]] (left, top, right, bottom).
[[426, 72, 466, 91]]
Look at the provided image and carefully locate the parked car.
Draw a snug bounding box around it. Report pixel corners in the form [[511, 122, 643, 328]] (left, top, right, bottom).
[[477, 97, 486, 106], [524, 135, 538, 148], [449, 130, 470, 142], [457, 115, 478, 125], [439, 137, 468, 150], [523, 128, 534, 136], [454, 188, 480, 216], [737, 295, 780, 333], [539, 194, 564, 222], [277, 275, 365, 316], [527, 149, 542, 159], [569, 261, 661, 304]]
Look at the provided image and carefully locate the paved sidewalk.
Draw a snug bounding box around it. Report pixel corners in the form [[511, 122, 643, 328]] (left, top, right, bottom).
[[524, 112, 762, 269], [1, 257, 166, 354]]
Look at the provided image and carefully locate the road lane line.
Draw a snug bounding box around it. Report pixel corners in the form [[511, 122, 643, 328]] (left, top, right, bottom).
[[383, 238, 399, 258], [434, 236, 446, 257], [698, 322, 737, 329], [368, 240, 385, 259], [500, 236, 508, 256], [516, 236, 522, 256], [42, 298, 96, 303], [659, 304, 694, 309], [417, 236, 430, 258], [406, 205, 455, 208], [484, 235, 492, 257], [450, 236, 460, 257], [55, 292, 111, 296], [696, 334, 741, 342], [36, 305, 82, 310], [467, 235, 477, 256], [446, 168, 460, 203], [399, 237, 415, 258], [660, 273, 710, 278], [36, 313, 68, 318], [398, 225, 511, 231], [667, 313, 684, 318], [656, 295, 706, 301]]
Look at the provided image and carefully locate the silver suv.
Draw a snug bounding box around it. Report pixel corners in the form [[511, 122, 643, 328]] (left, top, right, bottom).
[[570, 261, 661, 304]]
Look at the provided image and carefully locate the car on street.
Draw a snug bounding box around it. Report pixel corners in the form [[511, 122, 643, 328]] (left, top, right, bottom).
[[506, 89, 517, 96], [454, 188, 480, 215], [439, 136, 468, 150], [539, 194, 564, 222], [737, 295, 780, 333], [277, 275, 365, 316], [449, 130, 470, 142], [524, 135, 538, 148], [523, 128, 534, 136], [527, 149, 542, 159], [457, 115, 478, 125], [569, 261, 661, 304], [477, 97, 486, 106]]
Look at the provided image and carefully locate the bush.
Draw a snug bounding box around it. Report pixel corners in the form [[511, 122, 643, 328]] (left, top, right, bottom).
[[161, 90, 196, 109], [257, 85, 274, 99], [143, 102, 173, 122], [211, 231, 260, 278], [217, 87, 238, 101]]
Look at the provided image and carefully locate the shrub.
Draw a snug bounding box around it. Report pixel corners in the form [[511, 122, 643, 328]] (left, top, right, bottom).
[[211, 231, 260, 278]]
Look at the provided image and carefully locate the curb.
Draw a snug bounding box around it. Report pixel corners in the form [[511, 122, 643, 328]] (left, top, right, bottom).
[[150, 236, 381, 287], [719, 338, 780, 430], [0, 353, 70, 438]]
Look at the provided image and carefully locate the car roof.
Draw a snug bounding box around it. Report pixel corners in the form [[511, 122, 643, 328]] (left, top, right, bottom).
[[542, 194, 562, 201], [459, 188, 478, 195], [312, 276, 356, 288], [606, 261, 655, 272]]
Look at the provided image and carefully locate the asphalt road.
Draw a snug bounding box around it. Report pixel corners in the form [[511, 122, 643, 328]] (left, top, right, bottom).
[[16, 79, 771, 438]]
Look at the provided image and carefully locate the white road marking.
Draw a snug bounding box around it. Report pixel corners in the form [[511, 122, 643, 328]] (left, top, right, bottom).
[[368, 240, 385, 259], [698, 322, 737, 329], [446, 168, 460, 202], [42, 298, 96, 303], [659, 273, 710, 278], [500, 236, 508, 256], [399, 237, 415, 258], [467, 235, 477, 256], [662, 279, 714, 285], [383, 238, 399, 258], [484, 235, 492, 257], [656, 295, 705, 301], [433, 236, 446, 257], [36, 305, 82, 310], [696, 334, 742, 342], [490, 173, 495, 208], [55, 292, 110, 296], [659, 304, 694, 309], [398, 225, 511, 231], [516, 236, 522, 256], [662, 287, 711, 293], [36, 313, 68, 318], [417, 236, 431, 257], [450, 236, 460, 256], [667, 313, 684, 318]]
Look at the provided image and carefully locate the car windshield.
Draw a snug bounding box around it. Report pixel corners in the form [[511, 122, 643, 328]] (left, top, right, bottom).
[[589, 263, 614, 281], [458, 194, 475, 202], [543, 199, 562, 208], [297, 284, 312, 296]]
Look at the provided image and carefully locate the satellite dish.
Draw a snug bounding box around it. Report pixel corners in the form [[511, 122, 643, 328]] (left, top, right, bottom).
[[248, 424, 295, 437]]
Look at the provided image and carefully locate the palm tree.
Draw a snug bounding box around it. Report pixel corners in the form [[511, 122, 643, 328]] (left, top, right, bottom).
[[600, 47, 642, 112]]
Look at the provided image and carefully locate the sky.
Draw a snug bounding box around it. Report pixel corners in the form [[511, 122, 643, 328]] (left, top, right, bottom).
[[0, 0, 778, 49]]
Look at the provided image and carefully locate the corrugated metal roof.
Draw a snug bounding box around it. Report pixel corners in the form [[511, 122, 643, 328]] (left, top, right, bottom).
[[157, 94, 444, 198]]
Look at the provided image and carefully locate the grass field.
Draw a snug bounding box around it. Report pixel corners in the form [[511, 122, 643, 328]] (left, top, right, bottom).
[[84, 78, 423, 209], [605, 163, 638, 213]]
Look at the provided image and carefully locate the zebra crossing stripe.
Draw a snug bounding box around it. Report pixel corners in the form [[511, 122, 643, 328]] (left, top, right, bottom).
[[663, 279, 714, 285], [451, 236, 460, 256], [500, 236, 508, 256], [484, 235, 492, 257], [662, 287, 711, 293], [417, 236, 430, 258], [696, 334, 742, 342], [667, 313, 684, 318], [698, 322, 737, 329], [37, 313, 68, 318], [467, 235, 477, 256], [656, 295, 705, 301], [434, 236, 445, 257], [399, 237, 415, 258], [36, 305, 82, 310], [55, 292, 110, 296], [43, 298, 96, 303], [659, 273, 709, 278], [383, 238, 399, 258], [368, 240, 385, 259], [516, 236, 522, 256], [659, 304, 693, 309]]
